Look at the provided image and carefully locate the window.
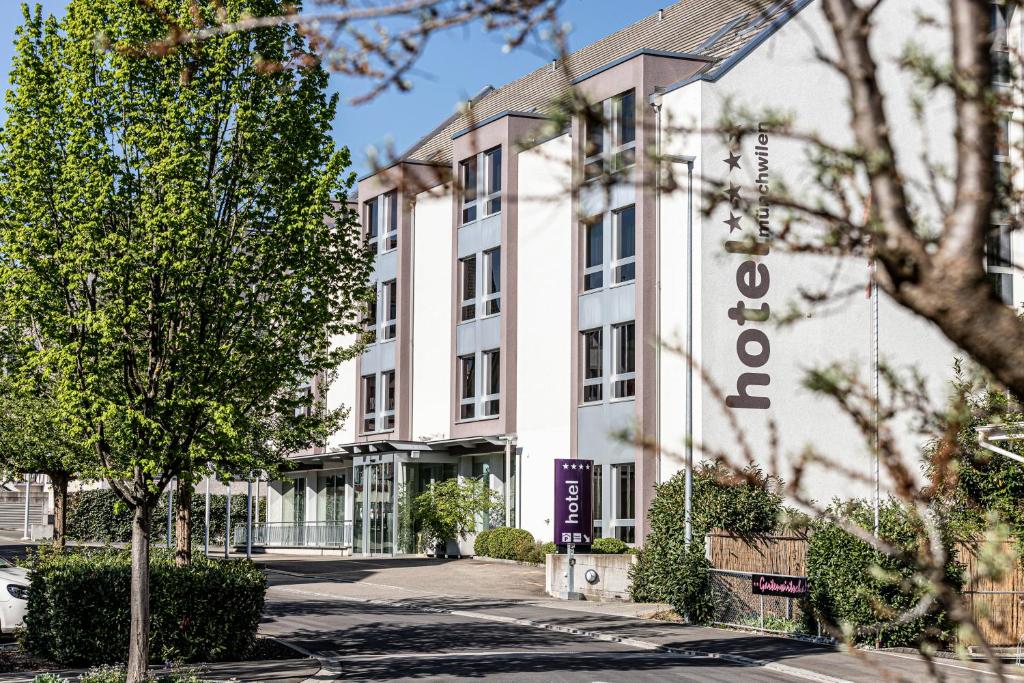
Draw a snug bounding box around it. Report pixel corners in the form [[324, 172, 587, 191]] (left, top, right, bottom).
[[484, 147, 502, 216], [363, 290, 377, 343], [611, 322, 636, 399], [613, 463, 635, 544], [989, 223, 1015, 304], [459, 354, 476, 419], [381, 370, 396, 430], [364, 199, 379, 251], [460, 156, 478, 224], [382, 280, 397, 340], [460, 255, 477, 321], [992, 3, 1015, 85], [581, 328, 603, 403], [483, 349, 500, 416], [583, 218, 604, 291], [362, 374, 376, 432], [584, 90, 636, 180], [592, 464, 603, 540], [294, 384, 313, 418], [384, 191, 398, 251], [612, 206, 636, 283], [483, 247, 501, 315]]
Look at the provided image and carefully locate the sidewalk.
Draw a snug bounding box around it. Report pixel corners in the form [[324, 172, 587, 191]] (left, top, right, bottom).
[[0, 658, 320, 683], [263, 560, 1024, 683]]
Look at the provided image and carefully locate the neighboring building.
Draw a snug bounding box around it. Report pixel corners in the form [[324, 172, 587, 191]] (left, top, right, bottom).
[[262, 0, 1023, 555]]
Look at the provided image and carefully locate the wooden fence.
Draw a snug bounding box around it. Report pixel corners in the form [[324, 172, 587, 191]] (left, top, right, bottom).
[[707, 531, 1024, 646]]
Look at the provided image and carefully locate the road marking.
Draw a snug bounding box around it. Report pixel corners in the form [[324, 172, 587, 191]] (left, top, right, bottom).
[[866, 649, 1024, 679], [268, 580, 848, 683]]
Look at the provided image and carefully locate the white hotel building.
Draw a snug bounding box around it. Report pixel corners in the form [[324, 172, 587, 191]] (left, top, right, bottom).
[[261, 0, 1023, 555]]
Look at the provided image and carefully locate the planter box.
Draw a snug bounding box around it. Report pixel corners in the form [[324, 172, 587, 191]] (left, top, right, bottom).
[[545, 553, 636, 600]]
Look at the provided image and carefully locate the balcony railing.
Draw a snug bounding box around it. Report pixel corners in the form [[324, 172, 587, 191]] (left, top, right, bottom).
[[233, 521, 353, 548]]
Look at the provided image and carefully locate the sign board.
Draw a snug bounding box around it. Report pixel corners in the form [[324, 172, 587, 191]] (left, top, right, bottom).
[[553, 459, 593, 546], [750, 573, 808, 597]]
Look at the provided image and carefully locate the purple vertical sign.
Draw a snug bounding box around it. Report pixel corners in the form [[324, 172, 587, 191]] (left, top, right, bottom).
[[554, 459, 593, 546]]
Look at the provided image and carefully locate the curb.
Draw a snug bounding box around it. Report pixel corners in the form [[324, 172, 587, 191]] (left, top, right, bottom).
[[267, 569, 849, 683], [469, 555, 544, 567]]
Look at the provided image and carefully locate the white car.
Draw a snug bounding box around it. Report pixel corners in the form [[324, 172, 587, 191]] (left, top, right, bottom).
[[0, 557, 29, 633]]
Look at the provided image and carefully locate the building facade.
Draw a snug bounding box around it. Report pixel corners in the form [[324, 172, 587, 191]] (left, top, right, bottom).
[[262, 0, 1023, 555]]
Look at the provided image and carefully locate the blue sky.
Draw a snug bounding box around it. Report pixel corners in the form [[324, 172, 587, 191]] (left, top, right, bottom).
[[0, 1, 666, 175]]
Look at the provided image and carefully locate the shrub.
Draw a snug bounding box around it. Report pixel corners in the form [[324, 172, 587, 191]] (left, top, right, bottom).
[[414, 478, 502, 552], [629, 461, 782, 621], [806, 499, 962, 647], [540, 541, 557, 556], [474, 529, 492, 557], [66, 489, 266, 545], [34, 667, 209, 683], [590, 537, 628, 554], [22, 548, 266, 666], [486, 527, 535, 560]]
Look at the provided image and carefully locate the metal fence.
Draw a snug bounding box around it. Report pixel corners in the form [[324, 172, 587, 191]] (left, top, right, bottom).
[[709, 569, 824, 639], [233, 521, 353, 548]]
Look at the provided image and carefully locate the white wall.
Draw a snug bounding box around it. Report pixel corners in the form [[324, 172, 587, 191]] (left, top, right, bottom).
[[515, 133, 573, 540], [661, 0, 962, 503], [411, 187, 455, 441], [326, 332, 358, 449]]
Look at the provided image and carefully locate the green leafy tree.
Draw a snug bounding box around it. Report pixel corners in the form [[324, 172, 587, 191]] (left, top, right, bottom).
[[414, 478, 502, 554], [0, 1, 371, 678]]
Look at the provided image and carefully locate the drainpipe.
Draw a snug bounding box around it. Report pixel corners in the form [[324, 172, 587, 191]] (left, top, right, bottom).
[[503, 435, 515, 526]]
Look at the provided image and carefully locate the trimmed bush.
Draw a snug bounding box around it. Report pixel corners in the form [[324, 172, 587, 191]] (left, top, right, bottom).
[[807, 499, 962, 647], [590, 537, 628, 554], [540, 541, 557, 556], [66, 489, 266, 545], [473, 529, 492, 557], [629, 461, 782, 620], [486, 527, 535, 560], [22, 548, 266, 666]]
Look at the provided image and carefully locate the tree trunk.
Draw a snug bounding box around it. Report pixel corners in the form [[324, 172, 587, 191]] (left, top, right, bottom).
[[127, 501, 153, 683], [175, 475, 192, 566], [50, 472, 69, 549]]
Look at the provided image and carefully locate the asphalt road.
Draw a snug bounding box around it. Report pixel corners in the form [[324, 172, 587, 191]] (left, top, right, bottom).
[[259, 582, 795, 682]]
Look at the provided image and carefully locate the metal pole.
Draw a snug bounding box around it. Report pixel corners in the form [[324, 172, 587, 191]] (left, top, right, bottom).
[[204, 473, 211, 556], [872, 260, 880, 537], [246, 477, 253, 560], [684, 158, 694, 547], [504, 437, 512, 527], [566, 543, 576, 597], [22, 474, 30, 540], [225, 482, 232, 559], [167, 479, 174, 549]]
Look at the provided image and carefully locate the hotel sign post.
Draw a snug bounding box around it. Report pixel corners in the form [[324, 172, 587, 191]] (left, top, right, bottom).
[[554, 458, 593, 600]]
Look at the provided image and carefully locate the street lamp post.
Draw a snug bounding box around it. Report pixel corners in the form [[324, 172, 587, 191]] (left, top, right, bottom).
[[21, 474, 31, 541], [225, 482, 232, 559], [246, 476, 253, 560], [204, 472, 211, 557]]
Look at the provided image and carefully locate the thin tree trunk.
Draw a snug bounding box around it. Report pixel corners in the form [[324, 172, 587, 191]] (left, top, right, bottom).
[[175, 475, 192, 566], [50, 472, 69, 549], [127, 500, 153, 683]]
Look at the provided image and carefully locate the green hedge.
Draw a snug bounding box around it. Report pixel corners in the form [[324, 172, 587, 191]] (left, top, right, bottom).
[[806, 499, 962, 647], [590, 537, 628, 554], [473, 529, 492, 557], [486, 527, 535, 560], [66, 489, 266, 545], [22, 548, 266, 666], [629, 461, 782, 621]]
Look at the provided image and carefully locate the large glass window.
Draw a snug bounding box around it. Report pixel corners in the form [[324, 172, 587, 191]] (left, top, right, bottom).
[[581, 328, 603, 403], [382, 280, 397, 340], [992, 3, 1015, 85], [318, 474, 346, 524], [484, 147, 502, 216], [460, 156, 478, 224], [483, 349, 500, 416], [583, 218, 604, 291], [362, 374, 376, 432], [584, 90, 636, 180], [613, 463, 635, 544], [364, 289, 377, 343], [460, 255, 477, 322], [384, 191, 398, 251], [283, 477, 307, 526], [364, 199, 379, 251], [612, 322, 636, 399], [459, 354, 476, 419], [612, 205, 636, 284], [484, 247, 501, 315], [381, 370, 396, 430]]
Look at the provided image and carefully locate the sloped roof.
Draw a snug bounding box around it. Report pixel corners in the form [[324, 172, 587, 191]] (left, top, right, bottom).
[[401, 0, 801, 165]]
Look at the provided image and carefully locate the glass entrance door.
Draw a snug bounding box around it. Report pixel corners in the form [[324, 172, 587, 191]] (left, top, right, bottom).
[[356, 461, 394, 554]]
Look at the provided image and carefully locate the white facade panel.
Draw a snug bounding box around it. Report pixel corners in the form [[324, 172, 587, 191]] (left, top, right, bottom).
[[326, 332, 358, 449], [515, 134, 573, 541], [411, 188, 455, 441]]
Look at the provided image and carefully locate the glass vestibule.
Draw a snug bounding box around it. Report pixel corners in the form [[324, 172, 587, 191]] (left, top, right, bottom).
[[354, 460, 394, 555]]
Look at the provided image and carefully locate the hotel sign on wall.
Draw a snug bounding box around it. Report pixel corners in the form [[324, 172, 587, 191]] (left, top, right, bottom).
[[553, 459, 593, 546]]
